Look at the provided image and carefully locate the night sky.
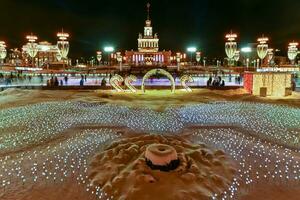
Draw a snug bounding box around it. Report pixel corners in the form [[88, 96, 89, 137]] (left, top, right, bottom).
[[1, 0, 300, 59]]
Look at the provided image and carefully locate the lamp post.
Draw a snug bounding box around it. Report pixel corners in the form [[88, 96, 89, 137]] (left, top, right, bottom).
[[104, 46, 114, 66], [26, 34, 38, 68], [267, 48, 274, 66], [176, 52, 181, 71], [234, 50, 240, 66], [196, 51, 201, 65], [57, 30, 69, 70], [225, 32, 237, 66], [288, 42, 298, 65], [0, 41, 7, 65], [116, 52, 122, 71], [257, 35, 269, 68], [96, 51, 102, 66], [187, 47, 197, 65], [241, 47, 252, 68]]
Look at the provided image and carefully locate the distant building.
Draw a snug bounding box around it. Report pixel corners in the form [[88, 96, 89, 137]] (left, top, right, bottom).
[[125, 3, 171, 66], [22, 41, 60, 68]]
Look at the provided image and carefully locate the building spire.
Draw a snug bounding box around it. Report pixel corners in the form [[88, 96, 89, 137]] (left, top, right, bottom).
[[147, 2, 151, 20]]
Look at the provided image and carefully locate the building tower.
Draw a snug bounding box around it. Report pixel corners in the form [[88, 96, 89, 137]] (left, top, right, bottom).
[[125, 3, 171, 66], [138, 3, 159, 53]]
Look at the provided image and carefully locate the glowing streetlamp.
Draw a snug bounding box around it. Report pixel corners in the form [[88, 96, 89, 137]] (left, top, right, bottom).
[[267, 49, 274, 66], [96, 51, 102, 65], [234, 50, 240, 66], [196, 51, 201, 64], [187, 47, 197, 64], [116, 52, 122, 71], [225, 32, 237, 66], [176, 52, 181, 71], [241, 47, 252, 68], [57, 30, 69, 70], [288, 42, 298, 65], [26, 34, 38, 67], [257, 35, 269, 68], [104, 46, 114, 65], [0, 41, 7, 64]]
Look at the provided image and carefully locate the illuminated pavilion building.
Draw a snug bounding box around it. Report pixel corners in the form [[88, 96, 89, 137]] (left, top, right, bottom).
[[22, 41, 60, 68], [125, 3, 171, 66]]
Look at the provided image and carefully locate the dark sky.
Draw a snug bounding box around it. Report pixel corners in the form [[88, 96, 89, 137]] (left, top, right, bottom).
[[1, 0, 300, 59]]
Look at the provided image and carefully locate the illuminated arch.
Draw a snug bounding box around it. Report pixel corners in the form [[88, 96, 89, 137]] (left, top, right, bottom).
[[141, 69, 175, 93]]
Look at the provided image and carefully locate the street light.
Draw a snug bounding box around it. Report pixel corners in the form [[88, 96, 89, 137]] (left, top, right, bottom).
[[267, 48, 274, 66], [26, 33, 38, 68], [241, 47, 252, 53], [116, 52, 122, 71], [234, 50, 240, 66], [57, 30, 70, 70], [225, 31, 238, 66], [196, 52, 201, 65], [104, 46, 114, 66], [288, 42, 298, 65], [187, 47, 197, 64], [0, 41, 7, 64], [257, 35, 269, 68], [241, 47, 252, 68], [176, 52, 181, 71], [96, 51, 102, 65]]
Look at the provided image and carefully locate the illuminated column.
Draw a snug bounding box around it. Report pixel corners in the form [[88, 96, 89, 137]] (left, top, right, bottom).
[[26, 34, 38, 68], [288, 42, 298, 65], [257, 36, 269, 68], [57, 30, 70, 70], [0, 41, 7, 64], [225, 32, 238, 66]]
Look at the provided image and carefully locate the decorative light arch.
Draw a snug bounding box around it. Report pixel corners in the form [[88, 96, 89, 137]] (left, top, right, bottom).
[[141, 69, 175, 93]]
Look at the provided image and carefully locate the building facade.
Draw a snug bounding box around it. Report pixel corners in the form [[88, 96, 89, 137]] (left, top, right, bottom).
[[22, 41, 60, 68], [125, 4, 171, 66]]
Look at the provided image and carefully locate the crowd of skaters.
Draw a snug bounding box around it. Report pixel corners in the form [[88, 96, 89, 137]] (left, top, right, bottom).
[[47, 74, 107, 87], [0, 72, 44, 85]]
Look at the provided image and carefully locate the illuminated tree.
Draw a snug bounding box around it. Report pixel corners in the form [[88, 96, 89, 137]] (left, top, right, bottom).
[[57, 30, 69, 69], [257, 36, 269, 68], [0, 41, 7, 64], [225, 32, 237, 66], [288, 42, 298, 65], [26, 34, 38, 67]]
